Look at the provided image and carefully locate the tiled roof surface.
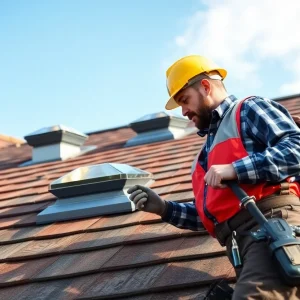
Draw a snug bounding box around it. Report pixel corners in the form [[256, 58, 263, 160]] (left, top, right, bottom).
[[0, 135, 24, 150], [0, 96, 298, 299]]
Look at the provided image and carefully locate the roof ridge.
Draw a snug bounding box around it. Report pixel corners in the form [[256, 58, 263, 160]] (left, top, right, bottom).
[[0, 134, 24, 146]]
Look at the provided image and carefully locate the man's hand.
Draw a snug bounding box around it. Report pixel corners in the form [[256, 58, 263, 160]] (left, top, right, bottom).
[[204, 164, 237, 189], [127, 185, 167, 216]]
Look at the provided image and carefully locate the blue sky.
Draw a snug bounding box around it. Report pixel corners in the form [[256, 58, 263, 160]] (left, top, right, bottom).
[[1, 0, 300, 138]]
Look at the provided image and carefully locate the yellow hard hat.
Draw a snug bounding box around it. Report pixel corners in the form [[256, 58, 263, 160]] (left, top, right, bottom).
[[165, 55, 227, 110]]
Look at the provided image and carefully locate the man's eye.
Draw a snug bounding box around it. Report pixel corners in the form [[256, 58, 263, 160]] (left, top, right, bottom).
[[177, 97, 188, 105]]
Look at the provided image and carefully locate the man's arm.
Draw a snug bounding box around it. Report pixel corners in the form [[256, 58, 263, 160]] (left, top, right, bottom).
[[162, 200, 205, 231], [127, 185, 204, 231], [233, 97, 300, 183]]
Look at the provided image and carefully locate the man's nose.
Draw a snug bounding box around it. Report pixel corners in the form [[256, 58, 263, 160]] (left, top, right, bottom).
[[182, 106, 188, 117]]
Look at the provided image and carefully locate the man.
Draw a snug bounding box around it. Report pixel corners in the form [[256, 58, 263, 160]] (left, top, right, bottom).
[[128, 55, 300, 299]]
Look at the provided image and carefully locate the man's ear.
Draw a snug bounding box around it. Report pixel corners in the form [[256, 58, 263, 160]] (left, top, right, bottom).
[[200, 79, 211, 94]]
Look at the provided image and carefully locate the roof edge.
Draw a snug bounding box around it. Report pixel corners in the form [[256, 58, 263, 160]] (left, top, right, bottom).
[[0, 134, 24, 145], [86, 125, 129, 135], [272, 93, 300, 102]]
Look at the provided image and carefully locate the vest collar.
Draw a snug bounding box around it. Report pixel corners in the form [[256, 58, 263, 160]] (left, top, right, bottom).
[[197, 95, 238, 137]]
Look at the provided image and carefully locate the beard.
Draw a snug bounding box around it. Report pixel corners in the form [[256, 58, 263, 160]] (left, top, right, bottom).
[[193, 108, 212, 130], [188, 94, 212, 130]]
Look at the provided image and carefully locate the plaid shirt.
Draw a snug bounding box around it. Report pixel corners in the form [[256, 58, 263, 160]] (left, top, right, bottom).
[[162, 95, 300, 231]]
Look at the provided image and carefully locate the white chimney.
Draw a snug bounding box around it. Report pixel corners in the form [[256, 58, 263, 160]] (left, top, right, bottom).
[[126, 112, 197, 147], [23, 125, 89, 164]]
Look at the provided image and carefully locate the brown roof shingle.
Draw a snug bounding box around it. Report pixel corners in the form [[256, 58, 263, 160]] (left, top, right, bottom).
[[0, 96, 298, 299]]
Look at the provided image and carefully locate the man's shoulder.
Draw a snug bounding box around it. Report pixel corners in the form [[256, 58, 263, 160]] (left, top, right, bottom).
[[240, 95, 269, 103], [239, 95, 291, 120], [239, 96, 277, 109]]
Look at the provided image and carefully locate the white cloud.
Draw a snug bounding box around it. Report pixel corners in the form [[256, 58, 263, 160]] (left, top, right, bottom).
[[280, 56, 300, 94], [169, 0, 300, 95]]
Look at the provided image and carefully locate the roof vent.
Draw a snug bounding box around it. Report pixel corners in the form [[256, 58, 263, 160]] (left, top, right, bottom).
[[36, 163, 154, 224], [22, 125, 95, 166], [125, 112, 196, 147]]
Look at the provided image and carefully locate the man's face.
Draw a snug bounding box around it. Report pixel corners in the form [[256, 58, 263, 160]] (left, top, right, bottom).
[[174, 83, 212, 130]]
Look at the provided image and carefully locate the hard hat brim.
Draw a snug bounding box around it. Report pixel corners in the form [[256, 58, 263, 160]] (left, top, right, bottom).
[[165, 96, 179, 110]]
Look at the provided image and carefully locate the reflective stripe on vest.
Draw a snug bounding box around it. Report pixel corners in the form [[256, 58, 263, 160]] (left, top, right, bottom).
[[191, 98, 300, 237]]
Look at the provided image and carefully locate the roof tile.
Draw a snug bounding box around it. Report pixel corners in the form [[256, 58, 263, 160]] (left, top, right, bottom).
[[0, 194, 53, 209], [139, 212, 162, 223], [78, 264, 168, 299], [0, 256, 58, 285], [152, 257, 235, 289], [0, 213, 38, 230], [169, 235, 224, 259], [35, 217, 100, 238], [0, 96, 296, 298], [0, 201, 52, 218], [64, 226, 137, 252], [151, 174, 191, 188], [34, 246, 121, 280], [128, 286, 208, 300], [102, 238, 185, 269], [125, 223, 189, 243], [0, 226, 48, 244], [88, 211, 144, 231], [0, 242, 32, 261], [9, 234, 83, 260], [163, 191, 194, 202], [0, 235, 222, 287], [0, 277, 76, 300]]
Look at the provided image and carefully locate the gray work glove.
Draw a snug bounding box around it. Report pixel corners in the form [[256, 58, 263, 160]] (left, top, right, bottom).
[[127, 185, 167, 216]]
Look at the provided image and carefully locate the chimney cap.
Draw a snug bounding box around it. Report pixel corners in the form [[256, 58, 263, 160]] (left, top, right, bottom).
[[24, 124, 88, 148], [25, 125, 87, 139], [21, 125, 93, 166], [125, 111, 195, 147], [132, 111, 180, 123]]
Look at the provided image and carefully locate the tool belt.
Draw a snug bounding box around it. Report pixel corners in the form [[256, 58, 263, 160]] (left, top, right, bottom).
[[215, 190, 300, 246]]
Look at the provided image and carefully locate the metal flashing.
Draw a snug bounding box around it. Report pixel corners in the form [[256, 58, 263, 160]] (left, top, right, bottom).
[[36, 163, 154, 224], [36, 190, 136, 224]]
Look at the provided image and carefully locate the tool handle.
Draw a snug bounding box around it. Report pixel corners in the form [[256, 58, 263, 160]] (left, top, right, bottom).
[[224, 180, 248, 201], [224, 181, 300, 285], [224, 180, 268, 226]]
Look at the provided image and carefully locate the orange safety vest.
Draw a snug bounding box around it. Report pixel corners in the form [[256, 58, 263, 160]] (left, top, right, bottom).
[[191, 98, 300, 237]]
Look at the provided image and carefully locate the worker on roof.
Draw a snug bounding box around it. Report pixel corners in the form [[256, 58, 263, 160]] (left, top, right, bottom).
[[128, 55, 300, 299]]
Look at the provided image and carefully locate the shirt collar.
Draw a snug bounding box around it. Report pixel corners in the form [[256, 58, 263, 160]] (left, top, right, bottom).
[[214, 94, 238, 119], [197, 95, 238, 137]]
